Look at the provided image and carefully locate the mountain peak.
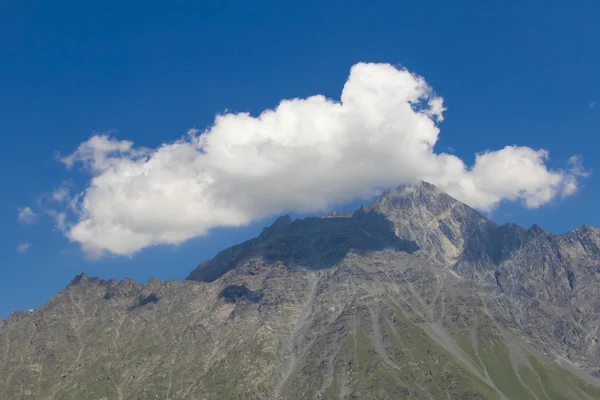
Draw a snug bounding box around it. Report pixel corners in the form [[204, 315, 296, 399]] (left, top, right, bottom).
[[68, 273, 89, 287], [271, 214, 293, 227], [355, 182, 536, 281], [577, 223, 596, 233], [385, 181, 445, 195], [259, 214, 293, 238], [191, 182, 525, 286], [528, 224, 545, 235], [369, 181, 466, 218]]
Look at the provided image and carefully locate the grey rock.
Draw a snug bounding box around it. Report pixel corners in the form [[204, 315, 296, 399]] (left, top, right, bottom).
[[2, 182, 600, 399]]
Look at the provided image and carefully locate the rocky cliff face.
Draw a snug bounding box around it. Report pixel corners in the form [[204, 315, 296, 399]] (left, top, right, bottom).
[[349, 183, 539, 282], [495, 225, 600, 370], [2, 182, 600, 399]]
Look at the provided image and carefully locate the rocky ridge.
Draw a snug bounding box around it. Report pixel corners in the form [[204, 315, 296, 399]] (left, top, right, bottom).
[[1, 182, 600, 399]]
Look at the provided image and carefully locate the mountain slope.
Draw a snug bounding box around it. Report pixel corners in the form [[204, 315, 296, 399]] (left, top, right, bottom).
[[1, 182, 600, 399], [343, 182, 540, 282], [496, 224, 600, 373], [340, 183, 600, 375]]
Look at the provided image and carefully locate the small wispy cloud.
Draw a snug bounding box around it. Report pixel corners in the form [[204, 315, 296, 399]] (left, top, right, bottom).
[[17, 207, 38, 224], [51, 181, 72, 203], [569, 155, 591, 177], [45, 209, 67, 232], [562, 155, 591, 196], [590, 101, 596, 109], [16, 243, 31, 254], [52, 187, 69, 202]]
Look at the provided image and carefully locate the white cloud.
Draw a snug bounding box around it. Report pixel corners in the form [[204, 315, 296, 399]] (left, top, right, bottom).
[[16, 243, 31, 254], [55, 62, 584, 256], [590, 101, 596, 109], [17, 207, 38, 224]]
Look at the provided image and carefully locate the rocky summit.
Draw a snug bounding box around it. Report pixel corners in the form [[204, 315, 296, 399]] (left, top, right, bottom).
[[2, 182, 600, 399]]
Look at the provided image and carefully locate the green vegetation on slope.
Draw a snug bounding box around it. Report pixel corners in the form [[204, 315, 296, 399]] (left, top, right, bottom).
[[526, 355, 600, 400], [477, 339, 536, 399], [518, 363, 549, 400], [456, 336, 485, 372], [281, 307, 503, 399], [385, 312, 501, 400]]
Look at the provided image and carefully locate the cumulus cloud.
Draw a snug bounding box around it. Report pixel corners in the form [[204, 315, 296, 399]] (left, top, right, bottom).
[[55, 62, 584, 256], [16, 243, 31, 254], [17, 207, 38, 224]]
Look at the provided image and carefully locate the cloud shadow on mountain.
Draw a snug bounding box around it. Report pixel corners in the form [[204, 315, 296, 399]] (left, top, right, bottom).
[[187, 209, 419, 283]]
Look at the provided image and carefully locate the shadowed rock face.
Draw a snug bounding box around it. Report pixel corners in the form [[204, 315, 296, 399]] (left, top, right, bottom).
[[187, 210, 419, 282], [2, 182, 600, 399], [219, 284, 261, 303]]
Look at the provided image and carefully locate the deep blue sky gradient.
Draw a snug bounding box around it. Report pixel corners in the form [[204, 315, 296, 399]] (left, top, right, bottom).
[[1, 0, 599, 317]]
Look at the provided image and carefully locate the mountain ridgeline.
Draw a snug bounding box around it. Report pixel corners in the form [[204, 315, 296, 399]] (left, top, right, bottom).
[[2, 182, 600, 399]]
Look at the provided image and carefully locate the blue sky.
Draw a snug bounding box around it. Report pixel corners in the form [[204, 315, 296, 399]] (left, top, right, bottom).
[[1, 0, 599, 317]]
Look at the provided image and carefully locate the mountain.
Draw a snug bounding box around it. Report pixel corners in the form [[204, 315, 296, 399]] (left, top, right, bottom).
[[2, 182, 600, 399], [359, 183, 539, 281]]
